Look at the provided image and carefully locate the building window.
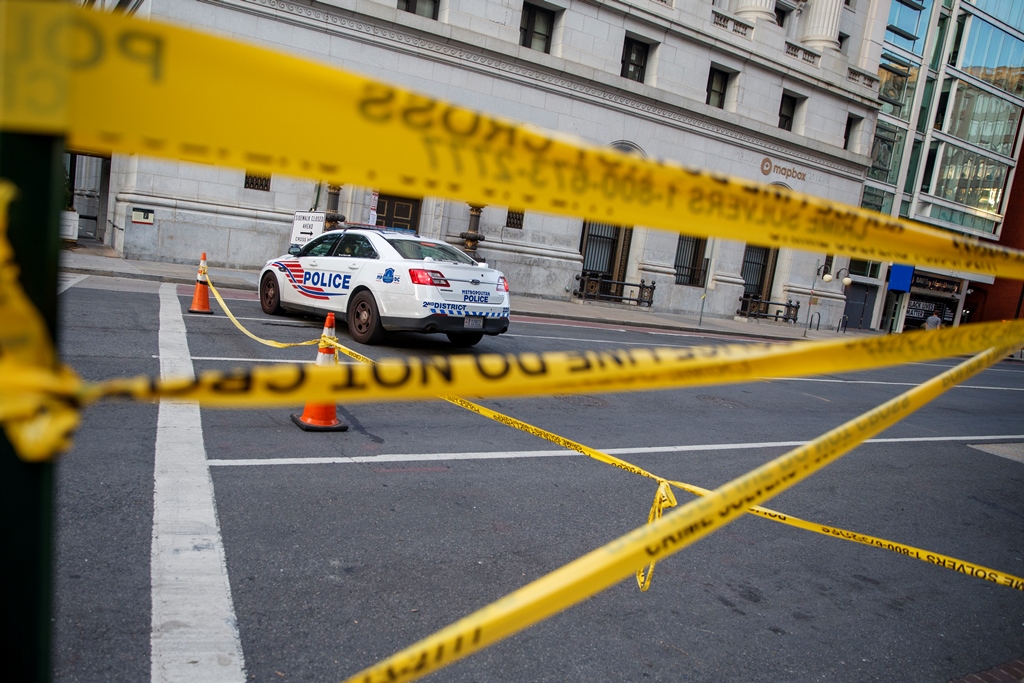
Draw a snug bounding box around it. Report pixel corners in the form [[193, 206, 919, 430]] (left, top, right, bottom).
[[244, 171, 271, 191], [848, 259, 881, 278], [838, 32, 849, 54], [867, 122, 906, 185], [958, 18, 1024, 98], [861, 186, 895, 214], [505, 208, 525, 229], [775, 4, 791, 27], [945, 80, 1022, 157], [844, 114, 862, 151], [398, 0, 438, 20], [674, 235, 707, 286], [932, 143, 1010, 213], [520, 3, 555, 53], [706, 68, 729, 108], [885, 0, 930, 56], [778, 94, 798, 131], [877, 53, 918, 122], [621, 38, 648, 83]]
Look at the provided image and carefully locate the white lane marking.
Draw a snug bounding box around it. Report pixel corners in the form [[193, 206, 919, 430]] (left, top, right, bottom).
[[513, 319, 627, 332], [188, 313, 320, 325], [207, 435, 1024, 467], [57, 273, 89, 294], [192, 356, 321, 364], [149, 354, 356, 365], [774, 377, 1024, 391], [153, 283, 245, 682], [909, 361, 1024, 374], [504, 333, 693, 347], [968, 442, 1024, 464]]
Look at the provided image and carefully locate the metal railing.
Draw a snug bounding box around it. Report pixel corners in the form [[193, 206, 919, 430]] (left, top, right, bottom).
[[737, 296, 800, 323], [573, 272, 656, 307]]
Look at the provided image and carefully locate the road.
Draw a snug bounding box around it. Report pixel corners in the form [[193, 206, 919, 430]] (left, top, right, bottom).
[[52, 273, 1024, 682]]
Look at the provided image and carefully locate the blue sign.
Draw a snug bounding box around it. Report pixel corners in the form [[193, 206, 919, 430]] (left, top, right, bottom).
[[889, 264, 914, 292]]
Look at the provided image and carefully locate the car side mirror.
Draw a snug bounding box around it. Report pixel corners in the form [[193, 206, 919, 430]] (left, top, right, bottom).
[[288, 244, 302, 256]]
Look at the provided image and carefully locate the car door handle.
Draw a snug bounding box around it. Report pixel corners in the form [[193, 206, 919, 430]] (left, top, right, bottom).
[[308, 260, 318, 267], [348, 264, 360, 269]]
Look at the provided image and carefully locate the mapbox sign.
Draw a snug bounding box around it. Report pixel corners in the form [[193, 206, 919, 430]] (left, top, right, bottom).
[[291, 212, 326, 246]]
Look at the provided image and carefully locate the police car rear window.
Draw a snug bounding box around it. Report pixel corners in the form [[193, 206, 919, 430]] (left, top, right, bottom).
[[386, 239, 476, 265]]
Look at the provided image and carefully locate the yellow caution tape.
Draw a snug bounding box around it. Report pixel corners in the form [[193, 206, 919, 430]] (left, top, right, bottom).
[[52, 318, 1020, 409], [340, 345, 1015, 683], [206, 280, 320, 350], [206, 288, 1024, 594], [0, 181, 80, 461], [3, 1, 1024, 279]]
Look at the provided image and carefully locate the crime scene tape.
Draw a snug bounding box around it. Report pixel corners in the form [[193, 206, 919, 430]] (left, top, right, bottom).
[[205, 276, 1024, 594], [206, 282, 320, 350], [4, 1, 1024, 280], [340, 344, 1016, 683]]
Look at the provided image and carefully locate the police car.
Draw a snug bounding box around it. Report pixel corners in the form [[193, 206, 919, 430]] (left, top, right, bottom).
[[259, 226, 510, 347]]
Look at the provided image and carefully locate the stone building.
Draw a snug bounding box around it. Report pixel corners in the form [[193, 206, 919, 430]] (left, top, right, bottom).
[[73, 0, 887, 326]]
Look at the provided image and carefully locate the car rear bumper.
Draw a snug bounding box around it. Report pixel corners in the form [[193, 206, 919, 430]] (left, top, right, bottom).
[[381, 314, 510, 335]]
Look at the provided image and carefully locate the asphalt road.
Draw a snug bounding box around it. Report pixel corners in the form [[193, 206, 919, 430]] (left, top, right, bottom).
[[52, 274, 1024, 683]]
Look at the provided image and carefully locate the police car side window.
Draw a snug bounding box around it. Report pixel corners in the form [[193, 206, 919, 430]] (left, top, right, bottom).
[[333, 234, 378, 259], [351, 235, 378, 259], [300, 233, 340, 257]]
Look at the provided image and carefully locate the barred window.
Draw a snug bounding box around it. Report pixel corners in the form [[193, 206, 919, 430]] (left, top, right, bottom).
[[674, 235, 707, 286], [505, 209, 525, 229], [244, 171, 271, 191]]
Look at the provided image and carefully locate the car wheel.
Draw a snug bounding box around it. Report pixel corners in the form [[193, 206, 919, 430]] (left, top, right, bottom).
[[348, 291, 385, 345], [260, 272, 284, 315], [446, 332, 484, 348]]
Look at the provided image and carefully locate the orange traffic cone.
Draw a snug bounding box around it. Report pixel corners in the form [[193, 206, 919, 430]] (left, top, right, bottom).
[[188, 252, 214, 314], [291, 313, 349, 432]]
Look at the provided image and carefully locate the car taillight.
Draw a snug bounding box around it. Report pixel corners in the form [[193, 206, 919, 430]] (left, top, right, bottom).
[[497, 276, 509, 292], [409, 269, 450, 287]]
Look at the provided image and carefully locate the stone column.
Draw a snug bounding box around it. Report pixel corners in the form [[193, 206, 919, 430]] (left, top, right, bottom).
[[460, 204, 486, 256], [734, 0, 776, 24], [800, 0, 843, 51]]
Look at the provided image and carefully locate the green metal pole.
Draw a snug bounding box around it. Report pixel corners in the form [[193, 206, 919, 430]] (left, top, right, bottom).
[[0, 132, 65, 682]]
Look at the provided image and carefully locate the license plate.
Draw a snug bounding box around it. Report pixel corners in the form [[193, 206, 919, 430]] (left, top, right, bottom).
[[464, 317, 483, 329]]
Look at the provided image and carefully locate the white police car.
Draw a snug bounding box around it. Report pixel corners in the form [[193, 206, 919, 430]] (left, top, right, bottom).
[[259, 226, 510, 346]]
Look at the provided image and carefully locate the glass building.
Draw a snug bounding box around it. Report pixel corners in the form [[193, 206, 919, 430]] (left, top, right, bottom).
[[864, 0, 1024, 331]]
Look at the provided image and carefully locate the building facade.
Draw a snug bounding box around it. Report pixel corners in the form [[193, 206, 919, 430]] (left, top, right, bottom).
[[75, 0, 888, 326], [860, 0, 1024, 332]]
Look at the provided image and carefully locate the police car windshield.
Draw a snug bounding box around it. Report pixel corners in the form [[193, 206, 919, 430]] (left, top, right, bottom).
[[386, 238, 476, 265]]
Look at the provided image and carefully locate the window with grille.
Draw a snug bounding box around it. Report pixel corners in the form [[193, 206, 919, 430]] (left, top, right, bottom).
[[244, 171, 271, 191], [621, 38, 648, 83], [398, 0, 439, 20], [505, 209, 525, 229], [674, 235, 707, 286], [706, 68, 729, 109], [520, 3, 555, 53]]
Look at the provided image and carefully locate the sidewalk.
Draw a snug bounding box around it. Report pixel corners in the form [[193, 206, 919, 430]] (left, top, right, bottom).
[[59, 239, 879, 343]]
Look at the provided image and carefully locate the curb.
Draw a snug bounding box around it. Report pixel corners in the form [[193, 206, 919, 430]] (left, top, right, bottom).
[[509, 308, 808, 343], [60, 266, 257, 291]]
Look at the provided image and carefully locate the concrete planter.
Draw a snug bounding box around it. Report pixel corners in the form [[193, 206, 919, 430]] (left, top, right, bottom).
[[60, 210, 79, 243]]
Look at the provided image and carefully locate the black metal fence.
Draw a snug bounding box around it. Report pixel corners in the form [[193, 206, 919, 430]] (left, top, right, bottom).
[[574, 272, 655, 307], [736, 296, 800, 323]]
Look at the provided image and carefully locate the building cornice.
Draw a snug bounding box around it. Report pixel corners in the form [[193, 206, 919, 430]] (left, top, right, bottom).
[[207, 0, 868, 178]]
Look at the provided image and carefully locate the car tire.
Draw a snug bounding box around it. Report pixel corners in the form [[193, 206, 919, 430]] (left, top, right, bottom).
[[348, 291, 385, 345], [446, 332, 484, 348], [260, 272, 284, 315]]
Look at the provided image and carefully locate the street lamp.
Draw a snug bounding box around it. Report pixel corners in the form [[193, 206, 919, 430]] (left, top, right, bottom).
[[821, 267, 853, 287]]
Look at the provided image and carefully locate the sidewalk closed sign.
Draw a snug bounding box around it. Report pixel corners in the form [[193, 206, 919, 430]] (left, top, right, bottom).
[[291, 212, 326, 246]]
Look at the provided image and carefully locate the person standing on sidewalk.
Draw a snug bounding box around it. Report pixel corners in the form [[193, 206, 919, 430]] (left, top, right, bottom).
[[925, 311, 942, 330]]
